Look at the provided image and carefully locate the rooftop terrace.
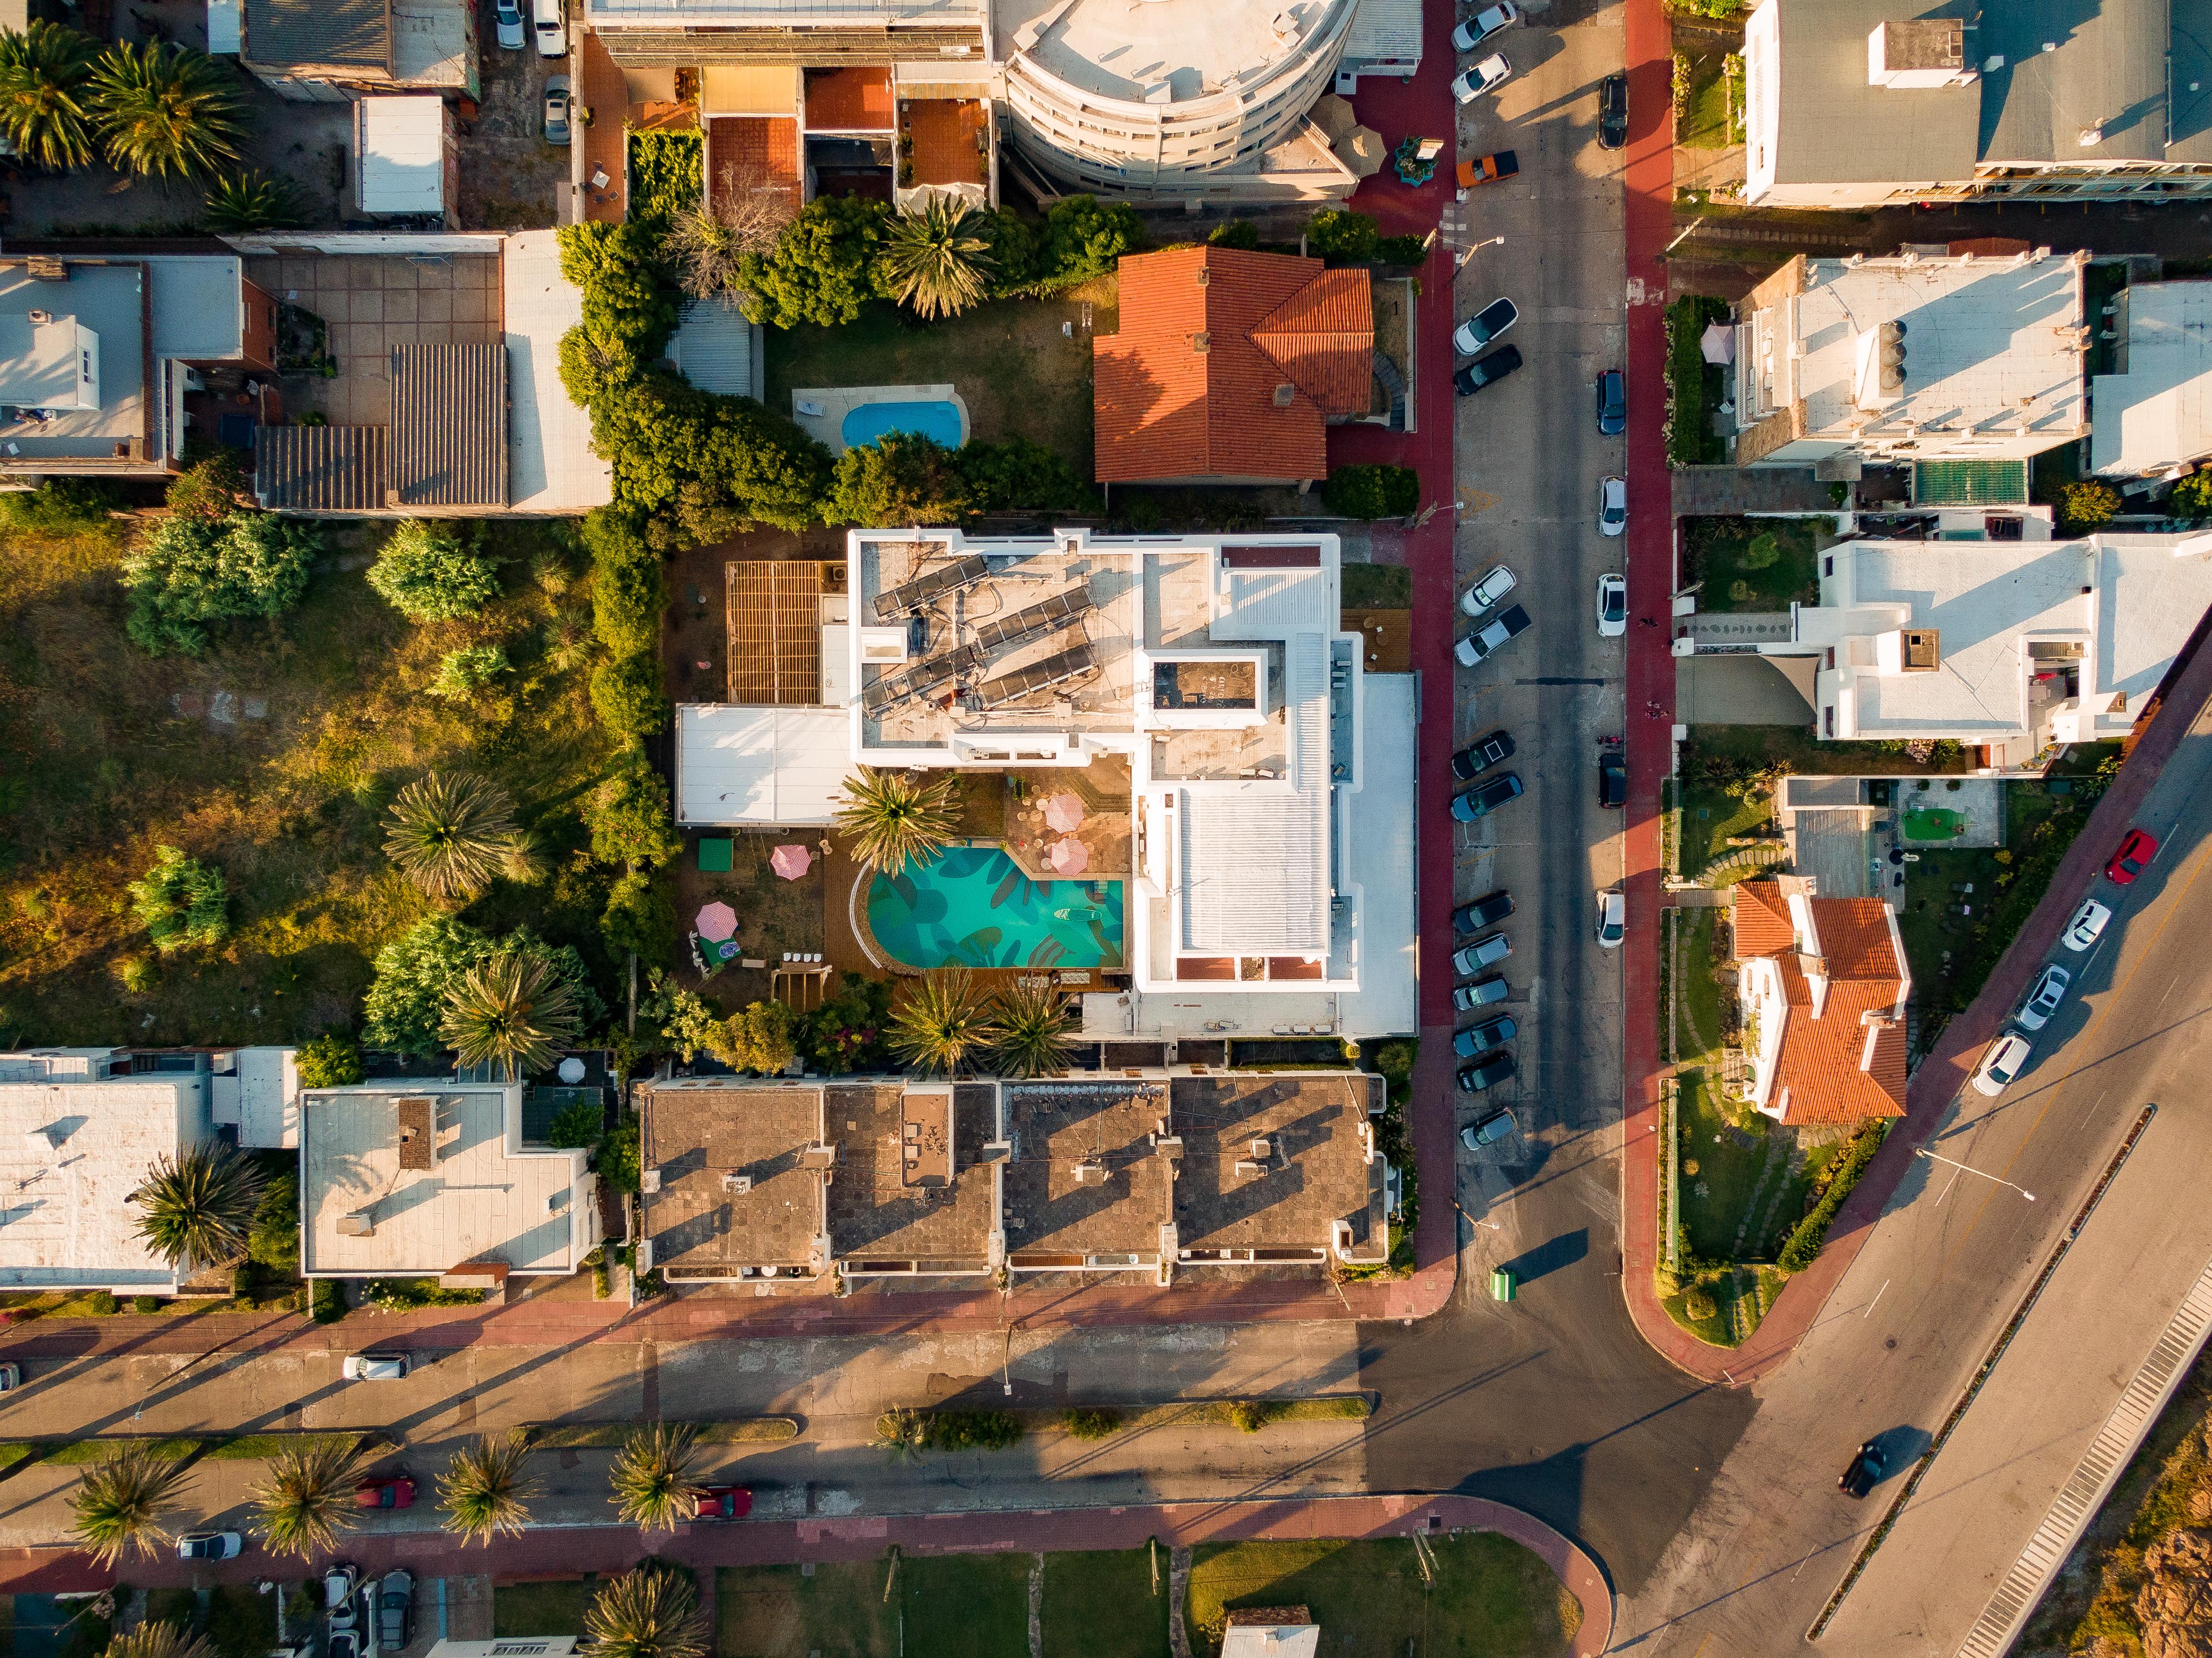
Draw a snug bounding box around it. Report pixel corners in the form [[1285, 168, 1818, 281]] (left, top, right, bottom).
[[825, 1082, 1001, 1269], [1170, 1073, 1381, 1260], [1002, 1078, 1174, 1265], [639, 1082, 827, 1278]]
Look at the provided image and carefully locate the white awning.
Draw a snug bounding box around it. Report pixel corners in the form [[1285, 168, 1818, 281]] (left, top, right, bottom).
[[675, 704, 849, 827]]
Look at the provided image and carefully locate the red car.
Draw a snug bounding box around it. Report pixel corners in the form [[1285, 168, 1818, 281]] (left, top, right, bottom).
[[2107, 828, 2160, 885], [694, 1486, 754, 1522], [354, 1477, 414, 1509]]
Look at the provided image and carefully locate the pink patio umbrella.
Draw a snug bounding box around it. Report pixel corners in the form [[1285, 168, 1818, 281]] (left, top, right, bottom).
[[770, 843, 815, 881], [695, 902, 738, 941], [1047, 836, 1090, 876], [1043, 792, 1087, 833]]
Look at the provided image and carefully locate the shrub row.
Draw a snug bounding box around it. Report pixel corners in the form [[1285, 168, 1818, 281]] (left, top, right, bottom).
[[1778, 1120, 1890, 1272]]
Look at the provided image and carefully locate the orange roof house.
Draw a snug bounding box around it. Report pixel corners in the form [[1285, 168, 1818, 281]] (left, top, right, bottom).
[[1094, 246, 1375, 485], [1729, 879, 1910, 1127]]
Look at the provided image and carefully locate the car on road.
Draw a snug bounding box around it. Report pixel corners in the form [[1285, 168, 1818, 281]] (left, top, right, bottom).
[[532, 0, 566, 54], [355, 1476, 414, 1509], [324, 1565, 361, 1615], [1453, 1015, 1517, 1060], [1450, 52, 1512, 102], [1972, 1031, 2033, 1097], [2106, 827, 2159, 885], [342, 1352, 410, 1380], [1457, 149, 1518, 187], [1461, 1106, 1517, 1148], [1457, 1053, 1518, 1093], [1456, 601, 1532, 667], [1453, 343, 1523, 397], [1597, 474, 1627, 536], [1599, 754, 1627, 808], [1450, 0, 1518, 50], [1451, 770, 1524, 821], [1451, 932, 1512, 976], [1453, 975, 1510, 1011], [1453, 296, 1519, 357], [1460, 562, 1516, 617], [0, 1363, 19, 1391], [178, 1532, 242, 1561], [1452, 888, 1514, 934], [493, 0, 524, 48], [1451, 729, 1516, 779], [1596, 572, 1627, 636], [1596, 367, 1626, 435], [1595, 888, 1625, 949], [1597, 72, 1629, 149], [543, 75, 571, 145], [327, 1633, 360, 1658], [695, 1486, 755, 1521], [376, 1571, 413, 1652], [1838, 1439, 1887, 1500], [2062, 898, 2112, 952], [2015, 963, 2072, 1032]]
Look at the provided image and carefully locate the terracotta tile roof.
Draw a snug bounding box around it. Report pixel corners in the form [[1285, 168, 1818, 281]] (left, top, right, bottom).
[[903, 97, 987, 188], [1730, 881, 1796, 958], [1094, 247, 1375, 484], [806, 67, 893, 131], [707, 117, 801, 224]]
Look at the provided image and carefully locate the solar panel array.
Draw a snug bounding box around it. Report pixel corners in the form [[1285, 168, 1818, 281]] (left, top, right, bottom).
[[871, 552, 991, 620], [977, 642, 1097, 709]]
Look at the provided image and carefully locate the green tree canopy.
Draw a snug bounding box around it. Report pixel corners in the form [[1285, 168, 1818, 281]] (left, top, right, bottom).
[[1032, 195, 1144, 291], [591, 653, 671, 741], [89, 40, 246, 179], [362, 917, 603, 1057], [368, 520, 501, 621], [734, 195, 892, 329], [719, 1000, 798, 1074], [955, 437, 1095, 516], [600, 870, 675, 962], [121, 512, 321, 657], [880, 197, 995, 320], [128, 845, 228, 953], [295, 1030, 364, 1088], [587, 750, 683, 871], [1304, 208, 1381, 265], [826, 433, 969, 528]]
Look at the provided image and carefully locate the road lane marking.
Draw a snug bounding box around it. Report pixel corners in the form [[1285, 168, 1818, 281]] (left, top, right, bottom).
[[1945, 838, 2212, 1262]]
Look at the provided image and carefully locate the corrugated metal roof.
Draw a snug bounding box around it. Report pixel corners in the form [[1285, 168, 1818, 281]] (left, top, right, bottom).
[[670, 300, 762, 398], [390, 342, 508, 508], [1343, 0, 1419, 65], [255, 424, 390, 511], [244, 0, 389, 73]]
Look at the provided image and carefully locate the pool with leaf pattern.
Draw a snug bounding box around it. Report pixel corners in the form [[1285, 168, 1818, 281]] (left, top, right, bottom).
[[866, 846, 1124, 970]]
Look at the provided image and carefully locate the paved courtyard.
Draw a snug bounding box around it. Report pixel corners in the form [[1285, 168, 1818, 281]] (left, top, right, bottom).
[[248, 254, 503, 424]]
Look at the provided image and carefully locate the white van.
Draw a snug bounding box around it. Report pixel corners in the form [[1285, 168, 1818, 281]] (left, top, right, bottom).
[[533, 0, 566, 57]]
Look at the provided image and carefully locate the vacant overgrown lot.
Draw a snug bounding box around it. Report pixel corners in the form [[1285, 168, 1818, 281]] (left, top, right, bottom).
[[0, 508, 622, 1046]]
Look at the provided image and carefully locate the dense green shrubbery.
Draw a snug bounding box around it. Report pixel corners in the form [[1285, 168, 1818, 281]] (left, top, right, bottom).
[[121, 512, 321, 656], [587, 748, 684, 871], [0, 478, 122, 534], [627, 129, 702, 226], [1207, 219, 1261, 250], [2170, 472, 2212, 520], [129, 845, 228, 952], [1666, 295, 1730, 467], [296, 1030, 364, 1088], [1322, 464, 1421, 519], [310, 1278, 347, 1323], [1777, 1121, 1890, 1272], [827, 432, 1095, 527], [2059, 480, 2121, 534], [249, 1174, 300, 1273], [547, 1097, 604, 1149], [1061, 1408, 1122, 1440], [361, 917, 604, 1056], [366, 1276, 484, 1310], [368, 520, 501, 621]]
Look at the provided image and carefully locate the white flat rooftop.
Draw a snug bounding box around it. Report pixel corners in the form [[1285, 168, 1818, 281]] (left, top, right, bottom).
[[0, 1079, 205, 1292], [301, 1083, 588, 1277], [1792, 259, 2085, 442], [675, 704, 848, 826], [2091, 281, 2212, 477], [503, 231, 613, 514], [1000, 0, 1337, 103]]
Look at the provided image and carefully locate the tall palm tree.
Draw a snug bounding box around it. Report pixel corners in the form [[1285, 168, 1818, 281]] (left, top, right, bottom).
[[887, 969, 997, 1078], [834, 768, 960, 877], [253, 1439, 363, 1559], [437, 1431, 537, 1546], [383, 771, 525, 903], [583, 1563, 710, 1658], [70, 1446, 193, 1567], [130, 1141, 265, 1273], [0, 22, 100, 170], [607, 1422, 700, 1534], [441, 951, 580, 1081], [88, 41, 246, 180], [104, 1624, 214, 1658], [990, 980, 1073, 1079], [879, 197, 995, 321]]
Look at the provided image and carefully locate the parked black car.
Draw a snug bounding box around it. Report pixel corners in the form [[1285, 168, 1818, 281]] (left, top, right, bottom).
[[1452, 1015, 1517, 1060], [1452, 771, 1524, 822], [1599, 754, 1627, 808], [1838, 1440, 1887, 1500], [1598, 73, 1629, 149], [1596, 367, 1626, 435], [1452, 889, 1514, 934], [1453, 343, 1524, 397], [1451, 728, 1517, 780], [1457, 1053, 1517, 1093]]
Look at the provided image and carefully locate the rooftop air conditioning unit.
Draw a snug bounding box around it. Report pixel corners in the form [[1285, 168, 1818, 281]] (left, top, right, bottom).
[[1233, 1159, 1268, 1176], [1248, 1137, 1273, 1159], [640, 1168, 661, 1193], [1072, 1159, 1107, 1185], [336, 1210, 375, 1237], [722, 1173, 753, 1195]]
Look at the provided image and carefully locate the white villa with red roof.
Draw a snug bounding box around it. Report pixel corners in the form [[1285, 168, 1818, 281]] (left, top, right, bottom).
[[1729, 878, 1910, 1128]]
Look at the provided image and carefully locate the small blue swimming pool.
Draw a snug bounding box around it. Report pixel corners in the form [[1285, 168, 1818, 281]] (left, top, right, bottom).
[[842, 398, 965, 449]]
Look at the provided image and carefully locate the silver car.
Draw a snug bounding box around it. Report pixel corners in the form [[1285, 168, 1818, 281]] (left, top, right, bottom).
[[2015, 963, 2071, 1032], [544, 76, 572, 146]]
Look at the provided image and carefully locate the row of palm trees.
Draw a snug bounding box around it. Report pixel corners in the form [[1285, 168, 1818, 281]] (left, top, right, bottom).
[[0, 23, 247, 178], [73, 1424, 737, 1563], [887, 969, 1072, 1078]]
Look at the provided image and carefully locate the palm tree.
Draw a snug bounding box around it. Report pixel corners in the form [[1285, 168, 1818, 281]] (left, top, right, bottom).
[[88, 41, 247, 180], [130, 1141, 265, 1273], [607, 1422, 700, 1534], [253, 1439, 363, 1559], [204, 170, 303, 233], [383, 771, 525, 903], [887, 969, 997, 1078], [437, 1431, 537, 1546], [104, 1624, 214, 1658], [873, 1406, 925, 1462], [880, 197, 995, 321], [990, 980, 1073, 1079], [70, 1445, 193, 1567], [833, 768, 960, 877], [441, 951, 580, 1081], [583, 1563, 710, 1658], [0, 22, 100, 170]]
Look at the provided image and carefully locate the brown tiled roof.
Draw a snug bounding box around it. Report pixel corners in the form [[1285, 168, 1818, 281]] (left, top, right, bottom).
[[708, 116, 801, 224], [1730, 880, 1796, 958], [1094, 247, 1375, 484], [1755, 897, 1908, 1127], [904, 97, 987, 188], [805, 66, 893, 131]]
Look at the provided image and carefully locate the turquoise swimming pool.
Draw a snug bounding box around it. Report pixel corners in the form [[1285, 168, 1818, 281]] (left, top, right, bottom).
[[843, 398, 965, 449], [867, 846, 1123, 971]]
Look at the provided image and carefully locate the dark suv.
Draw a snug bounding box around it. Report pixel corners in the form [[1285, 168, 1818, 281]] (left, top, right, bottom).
[[1451, 728, 1517, 780], [1838, 1440, 1887, 1500], [1457, 1053, 1517, 1093], [1452, 889, 1514, 934], [1598, 73, 1629, 149], [1454, 343, 1524, 397], [1596, 368, 1626, 435], [1452, 1015, 1516, 1060], [1599, 754, 1627, 808]]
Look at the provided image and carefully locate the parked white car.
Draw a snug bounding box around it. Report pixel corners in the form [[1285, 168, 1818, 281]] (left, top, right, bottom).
[[1972, 1032, 2032, 1097], [1597, 475, 1627, 536], [1594, 888, 1625, 949], [1460, 562, 1517, 617], [2061, 898, 2111, 953], [532, 0, 566, 56], [2014, 963, 2071, 1032], [494, 0, 525, 48], [1596, 572, 1627, 636], [342, 1352, 411, 1381], [1451, 1, 1519, 52], [1450, 53, 1513, 103]]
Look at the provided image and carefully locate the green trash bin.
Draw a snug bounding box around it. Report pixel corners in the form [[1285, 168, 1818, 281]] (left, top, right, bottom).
[[1490, 1267, 1518, 1302]]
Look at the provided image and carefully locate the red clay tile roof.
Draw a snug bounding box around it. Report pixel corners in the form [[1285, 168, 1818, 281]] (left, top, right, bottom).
[[1730, 881, 1796, 958], [1094, 247, 1375, 484], [1752, 897, 1908, 1127], [806, 67, 893, 130], [707, 116, 801, 224]]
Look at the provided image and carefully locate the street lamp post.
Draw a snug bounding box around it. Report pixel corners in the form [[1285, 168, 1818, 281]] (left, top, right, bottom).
[[1455, 236, 1505, 273], [1917, 1145, 2035, 1201]]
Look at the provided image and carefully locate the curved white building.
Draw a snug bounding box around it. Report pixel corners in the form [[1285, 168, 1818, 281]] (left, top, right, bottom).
[[1000, 0, 1359, 199]]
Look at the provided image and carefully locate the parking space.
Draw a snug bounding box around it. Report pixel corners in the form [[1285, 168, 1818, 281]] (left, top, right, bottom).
[[462, 0, 574, 228]]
